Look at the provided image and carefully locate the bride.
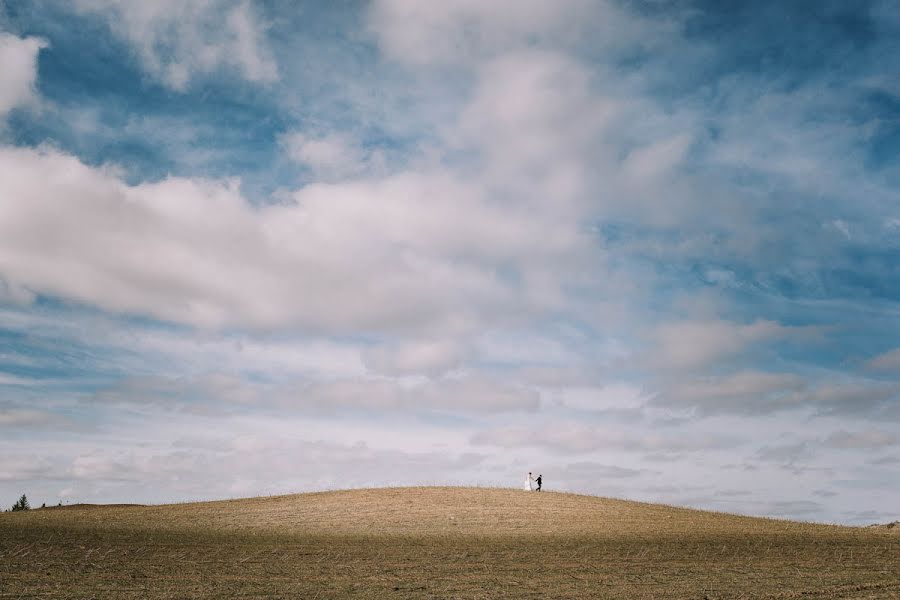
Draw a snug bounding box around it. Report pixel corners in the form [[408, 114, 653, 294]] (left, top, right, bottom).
[[524, 472, 534, 491]]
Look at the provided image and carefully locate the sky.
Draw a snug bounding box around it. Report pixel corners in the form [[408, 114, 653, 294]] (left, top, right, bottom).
[[0, 0, 897, 524]]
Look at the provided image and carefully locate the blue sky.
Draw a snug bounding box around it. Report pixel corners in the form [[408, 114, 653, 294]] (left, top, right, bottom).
[[0, 0, 897, 523]]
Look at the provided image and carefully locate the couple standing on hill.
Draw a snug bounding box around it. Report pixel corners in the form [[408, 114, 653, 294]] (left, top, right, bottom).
[[525, 472, 542, 492]]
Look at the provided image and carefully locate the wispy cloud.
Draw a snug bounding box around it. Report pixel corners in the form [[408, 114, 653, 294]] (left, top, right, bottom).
[[71, 0, 277, 90], [867, 348, 900, 371]]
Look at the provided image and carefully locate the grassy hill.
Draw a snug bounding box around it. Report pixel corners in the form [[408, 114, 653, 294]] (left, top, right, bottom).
[[2, 487, 898, 599]]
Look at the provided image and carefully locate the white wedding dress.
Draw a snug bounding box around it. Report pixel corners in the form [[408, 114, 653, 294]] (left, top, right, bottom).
[[524, 474, 533, 491]]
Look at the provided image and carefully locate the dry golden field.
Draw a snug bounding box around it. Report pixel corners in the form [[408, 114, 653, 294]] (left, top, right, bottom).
[[1, 487, 897, 599]]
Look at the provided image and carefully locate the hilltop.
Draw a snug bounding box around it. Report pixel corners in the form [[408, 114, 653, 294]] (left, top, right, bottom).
[[2, 487, 898, 599], [6, 486, 861, 537]]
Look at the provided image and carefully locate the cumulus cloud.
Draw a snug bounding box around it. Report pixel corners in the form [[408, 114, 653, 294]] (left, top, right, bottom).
[[0, 145, 589, 333], [3, 37, 630, 340], [454, 50, 623, 214], [72, 0, 277, 90], [280, 131, 385, 182], [0, 32, 47, 119], [0, 7, 701, 347]]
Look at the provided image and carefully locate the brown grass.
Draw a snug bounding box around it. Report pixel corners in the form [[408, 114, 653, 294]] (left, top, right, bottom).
[[1, 487, 897, 599]]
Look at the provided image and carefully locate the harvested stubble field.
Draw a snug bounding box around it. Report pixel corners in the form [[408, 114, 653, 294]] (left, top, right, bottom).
[[1, 487, 897, 599]]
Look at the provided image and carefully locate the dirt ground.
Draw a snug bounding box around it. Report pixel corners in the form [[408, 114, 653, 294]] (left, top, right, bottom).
[[2, 487, 897, 599]]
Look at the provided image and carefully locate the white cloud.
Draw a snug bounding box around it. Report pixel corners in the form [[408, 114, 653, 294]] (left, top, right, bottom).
[[824, 219, 852, 240], [367, 0, 663, 70], [0, 145, 589, 334], [0, 408, 69, 428], [708, 85, 847, 183], [471, 422, 738, 454], [0, 32, 47, 119], [455, 50, 618, 203], [0, 276, 35, 304], [653, 374, 900, 418], [0, 455, 56, 481], [0, 424, 490, 502], [755, 441, 815, 463], [756, 430, 899, 465], [85, 372, 540, 415], [362, 339, 469, 376], [72, 0, 277, 90], [0, 304, 367, 380], [0, 373, 39, 386], [299, 377, 540, 414], [657, 371, 807, 414], [556, 383, 649, 412], [0, 9, 697, 348], [792, 382, 900, 418], [70, 453, 141, 481], [368, 0, 590, 67], [280, 131, 384, 181], [647, 319, 799, 371], [622, 133, 692, 184]]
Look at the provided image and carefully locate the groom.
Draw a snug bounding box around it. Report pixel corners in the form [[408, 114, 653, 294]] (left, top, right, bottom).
[[535, 474, 542, 492]]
